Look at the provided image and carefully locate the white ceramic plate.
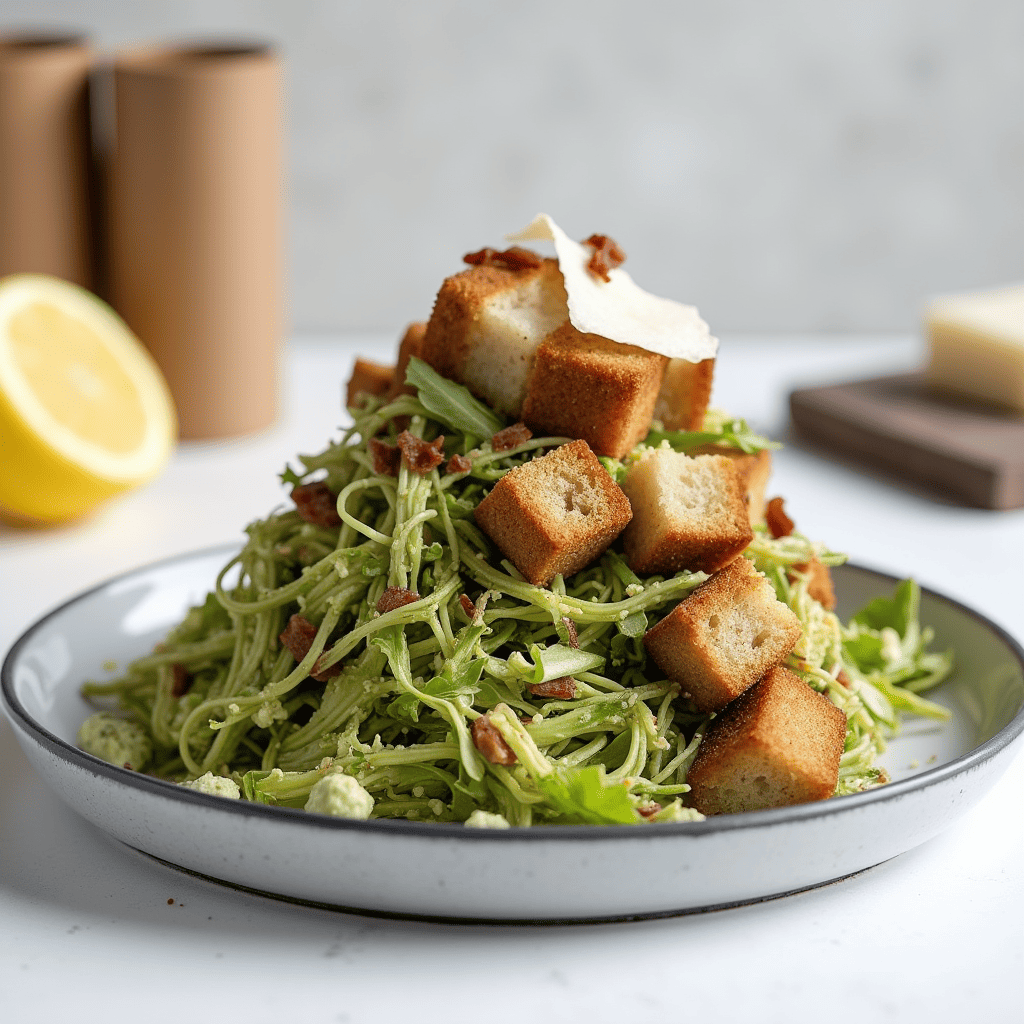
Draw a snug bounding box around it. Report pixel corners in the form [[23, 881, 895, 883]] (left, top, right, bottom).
[[3, 545, 1023, 923]]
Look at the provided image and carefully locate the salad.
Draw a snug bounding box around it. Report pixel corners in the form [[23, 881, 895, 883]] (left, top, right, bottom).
[[78, 357, 953, 826]]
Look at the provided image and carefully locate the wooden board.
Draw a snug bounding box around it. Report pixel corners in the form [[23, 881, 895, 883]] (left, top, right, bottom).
[[788, 372, 1024, 510]]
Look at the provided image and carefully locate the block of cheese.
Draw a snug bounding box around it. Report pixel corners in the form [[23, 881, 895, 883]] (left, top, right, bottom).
[[925, 283, 1024, 413]]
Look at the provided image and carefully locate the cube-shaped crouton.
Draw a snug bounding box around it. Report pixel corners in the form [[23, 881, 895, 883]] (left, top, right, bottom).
[[686, 665, 847, 815], [520, 322, 668, 458], [474, 439, 632, 585], [387, 321, 427, 399], [346, 358, 395, 408], [421, 257, 568, 416], [787, 557, 836, 610], [622, 450, 754, 574], [693, 444, 773, 526], [643, 556, 802, 711], [654, 357, 716, 431]]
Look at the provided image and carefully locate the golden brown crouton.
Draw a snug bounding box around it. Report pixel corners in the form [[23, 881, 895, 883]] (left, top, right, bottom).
[[788, 557, 837, 610], [421, 256, 568, 416], [520, 322, 668, 458], [692, 445, 772, 526], [643, 556, 802, 711], [621, 450, 754, 575], [654, 357, 715, 431], [346, 358, 395, 409], [473, 439, 632, 586], [386, 321, 427, 399], [686, 665, 847, 814]]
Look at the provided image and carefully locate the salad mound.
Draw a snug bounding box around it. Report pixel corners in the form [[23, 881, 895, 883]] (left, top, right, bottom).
[[78, 359, 953, 826]]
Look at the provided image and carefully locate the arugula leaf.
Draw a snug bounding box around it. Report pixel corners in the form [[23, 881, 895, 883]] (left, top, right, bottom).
[[405, 357, 505, 439], [507, 643, 605, 684], [852, 578, 918, 636], [645, 416, 781, 455], [842, 632, 886, 672], [537, 765, 640, 825]]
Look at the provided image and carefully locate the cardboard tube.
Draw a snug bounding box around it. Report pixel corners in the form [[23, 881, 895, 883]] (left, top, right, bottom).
[[0, 32, 95, 288], [107, 42, 283, 439]]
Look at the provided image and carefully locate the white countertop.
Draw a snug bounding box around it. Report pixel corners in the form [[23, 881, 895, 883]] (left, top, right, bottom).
[[2, 334, 1022, 1023]]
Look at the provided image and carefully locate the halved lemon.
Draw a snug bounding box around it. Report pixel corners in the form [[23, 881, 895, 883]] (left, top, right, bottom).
[[0, 275, 177, 524]]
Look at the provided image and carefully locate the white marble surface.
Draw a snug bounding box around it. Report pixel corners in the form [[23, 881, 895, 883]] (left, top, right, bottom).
[[3, 0, 1023, 333], [2, 335, 1022, 1023]]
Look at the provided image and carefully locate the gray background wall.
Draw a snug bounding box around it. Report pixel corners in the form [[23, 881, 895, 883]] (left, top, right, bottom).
[[3, 0, 1021, 338]]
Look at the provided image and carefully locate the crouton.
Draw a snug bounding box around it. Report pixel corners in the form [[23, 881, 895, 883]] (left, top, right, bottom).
[[686, 665, 847, 814], [621, 450, 754, 574], [421, 256, 568, 416], [473, 439, 632, 585], [521, 322, 668, 458], [643, 556, 802, 711], [788, 557, 836, 610], [692, 445, 773, 526], [346, 358, 395, 408], [387, 321, 427, 399], [654, 357, 715, 432]]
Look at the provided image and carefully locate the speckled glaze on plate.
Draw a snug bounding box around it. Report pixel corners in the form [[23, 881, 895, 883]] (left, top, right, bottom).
[[3, 545, 1023, 922]]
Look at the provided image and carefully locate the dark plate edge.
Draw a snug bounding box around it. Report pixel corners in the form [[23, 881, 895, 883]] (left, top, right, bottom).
[[125, 839, 884, 925]]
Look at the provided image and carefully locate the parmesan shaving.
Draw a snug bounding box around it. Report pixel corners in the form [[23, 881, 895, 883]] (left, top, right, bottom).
[[507, 213, 718, 364]]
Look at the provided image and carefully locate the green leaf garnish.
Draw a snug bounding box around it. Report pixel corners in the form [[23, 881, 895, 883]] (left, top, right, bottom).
[[405, 357, 505, 438], [537, 766, 640, 825], [645, 416, 780, 455]]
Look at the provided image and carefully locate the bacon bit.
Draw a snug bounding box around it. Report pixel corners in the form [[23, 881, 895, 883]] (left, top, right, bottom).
[[170, 663, 192, 698], [583, 234, 626, 283], [369, 437, 401, 476], [561, 617, 579, 648], [471, 714, 517, 765], [528, 676, 576, 700], [376, 586, 420, 614], [491, 422, 533, 453], [463, 246, 543, 272], [638, 802, 663, 819], [280, 614, 341, 680], [291, 481, 342, 528], [280, 614, 317, 662], [765, 496, 795, 538], [396, 430, 445, 474], [459, 594, 476, 620], [836, 669, 852, 689], [446, 452, 473, 475]]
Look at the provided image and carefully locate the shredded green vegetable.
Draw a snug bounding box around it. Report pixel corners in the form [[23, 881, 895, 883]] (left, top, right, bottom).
[[80, 360, 952, 824]]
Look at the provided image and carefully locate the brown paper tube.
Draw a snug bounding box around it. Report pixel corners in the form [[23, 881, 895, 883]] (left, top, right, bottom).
[[107, 42, 283, 439], [0, 32, 95, 288]]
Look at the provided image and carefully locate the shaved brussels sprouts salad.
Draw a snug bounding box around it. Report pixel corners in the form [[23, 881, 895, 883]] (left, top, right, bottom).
[[78, 360, 952, 826]]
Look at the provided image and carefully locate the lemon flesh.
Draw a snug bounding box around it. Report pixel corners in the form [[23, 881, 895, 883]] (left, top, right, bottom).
[[0, 275, 177, 523]]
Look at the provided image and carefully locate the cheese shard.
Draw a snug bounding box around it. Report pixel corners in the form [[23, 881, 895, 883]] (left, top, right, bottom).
[[507, 213, 718, 365], [925, 284, 1024, 413]]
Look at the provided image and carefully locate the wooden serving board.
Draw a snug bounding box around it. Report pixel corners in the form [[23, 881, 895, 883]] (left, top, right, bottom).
[[788, 372, 1024, 510]]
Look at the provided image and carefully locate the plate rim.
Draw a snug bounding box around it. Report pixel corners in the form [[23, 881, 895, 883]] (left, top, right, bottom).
[[4, 542, 1024, 844]]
